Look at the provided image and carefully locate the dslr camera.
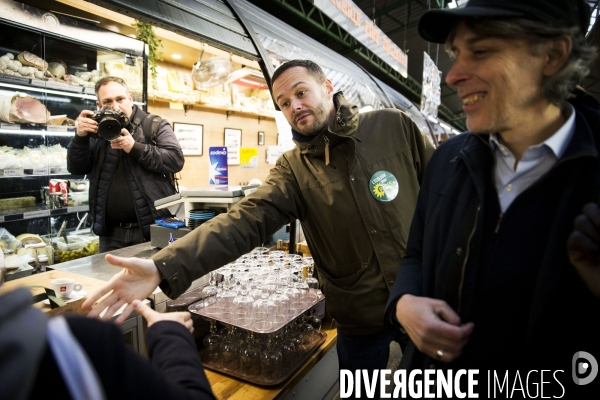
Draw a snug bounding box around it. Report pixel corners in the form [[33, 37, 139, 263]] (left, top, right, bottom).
[[90, 107, 129, 141]]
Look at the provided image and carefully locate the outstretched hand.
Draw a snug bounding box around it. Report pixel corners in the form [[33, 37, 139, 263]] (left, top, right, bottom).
[[82, 254, 162, 324], [395, 294, 474, 362], [568, 202, 600, 298], [133, 299, 194, 333]]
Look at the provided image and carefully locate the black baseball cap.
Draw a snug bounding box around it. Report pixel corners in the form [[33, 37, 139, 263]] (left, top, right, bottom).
[[419, 0, 592, 43]]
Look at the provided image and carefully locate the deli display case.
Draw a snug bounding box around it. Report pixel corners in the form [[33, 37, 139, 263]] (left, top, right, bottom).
[[0, 0, 147, 274]]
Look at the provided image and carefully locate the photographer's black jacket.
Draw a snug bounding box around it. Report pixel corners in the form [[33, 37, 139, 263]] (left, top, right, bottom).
[[67, 105, 184, 239]]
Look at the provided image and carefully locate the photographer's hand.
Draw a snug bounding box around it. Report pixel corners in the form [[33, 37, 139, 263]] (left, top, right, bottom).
[[110, 128, 134, 153], [76, 110, 98, 137]]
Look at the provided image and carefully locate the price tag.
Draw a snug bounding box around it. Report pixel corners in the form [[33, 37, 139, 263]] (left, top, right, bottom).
[[24, 210, 50, 219], [33, 168, 49, 175], [2, 169, 24, 176], [0, 123, 20, 129], [50, 167, 69, 174], [46, 80, 81, 92], [0, 74, 30, 85], [46, 125, 70, 132]]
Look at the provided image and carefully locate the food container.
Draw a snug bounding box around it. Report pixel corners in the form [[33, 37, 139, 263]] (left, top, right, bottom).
[[54, 236, 91, 262], [69, 191, 89, 206], [69, 179, 89, 192]]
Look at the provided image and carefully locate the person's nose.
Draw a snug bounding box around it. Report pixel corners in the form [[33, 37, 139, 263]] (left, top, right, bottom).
[[445, 57, 469, 88], [290, 98, 303, 111]]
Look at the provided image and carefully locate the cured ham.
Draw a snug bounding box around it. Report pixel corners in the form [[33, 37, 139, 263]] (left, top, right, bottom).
[[0, 92, 49, 124]]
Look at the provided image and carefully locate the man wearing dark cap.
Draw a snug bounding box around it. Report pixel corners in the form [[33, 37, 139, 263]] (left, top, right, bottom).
[[385, 0, 600, 395]]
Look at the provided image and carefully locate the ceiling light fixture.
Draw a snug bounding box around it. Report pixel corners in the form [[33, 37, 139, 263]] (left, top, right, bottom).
[[172, 54, 182, 59]]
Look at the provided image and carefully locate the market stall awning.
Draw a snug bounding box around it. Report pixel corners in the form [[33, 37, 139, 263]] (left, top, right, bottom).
[[85, 0, 259, 59]]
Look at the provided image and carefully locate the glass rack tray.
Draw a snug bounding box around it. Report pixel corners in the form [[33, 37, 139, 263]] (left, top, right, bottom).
[[188, 290, 325, 334]]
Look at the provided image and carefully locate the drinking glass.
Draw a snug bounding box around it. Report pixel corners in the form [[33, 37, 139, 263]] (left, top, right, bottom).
[[233, 277, 254, 327], [285, 319, 304, 356], [282, 286, 300, 316], [280, 326, 298, 369], [309, 307, 323, 333], [260, 333, 282, 381], [202, 318, 221, 364], [294, 279, 314, 310], [253, 290, 276, 332], [256, 255, 270, 267], [300, 313, 315, 348], [201, 271, 219, 316], [270, 289, 290, 325], [217, 275, 237, 322], [254, 246, 270, 255], [305, 261, 319, 290], [220, 324, 240, 371], [239, 330, 261, 376]]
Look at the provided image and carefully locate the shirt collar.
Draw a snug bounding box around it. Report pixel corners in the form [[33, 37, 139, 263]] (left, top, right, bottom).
[[489, 103, 576, 158]]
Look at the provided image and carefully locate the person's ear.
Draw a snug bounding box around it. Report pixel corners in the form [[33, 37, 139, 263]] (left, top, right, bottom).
[[543, 35, 572, 78], [325, 78, 334, 96]]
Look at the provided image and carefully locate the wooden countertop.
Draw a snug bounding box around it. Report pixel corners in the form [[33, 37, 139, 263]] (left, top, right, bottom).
[[204, 325, 337, 400], [2, 268, 338, 399], [0, 269, 107, 315]]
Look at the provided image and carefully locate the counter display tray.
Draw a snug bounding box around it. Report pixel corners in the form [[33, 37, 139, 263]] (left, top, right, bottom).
[[198, 330, 327, 386]]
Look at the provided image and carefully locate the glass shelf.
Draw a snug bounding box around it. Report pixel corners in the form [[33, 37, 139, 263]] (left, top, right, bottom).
[[0, 204, 88, 223]]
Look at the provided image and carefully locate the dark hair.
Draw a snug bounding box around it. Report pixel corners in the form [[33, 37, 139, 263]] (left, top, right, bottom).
[[271, 59, 327, 86], [94, 76, 130, 97], [446, 17, 596, 105]]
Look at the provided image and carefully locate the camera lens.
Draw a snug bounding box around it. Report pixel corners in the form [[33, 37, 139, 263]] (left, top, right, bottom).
[[104, 121, 117, 131], [98, 117, 122, 141]]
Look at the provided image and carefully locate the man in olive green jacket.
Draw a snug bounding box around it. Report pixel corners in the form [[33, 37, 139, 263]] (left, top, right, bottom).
[[84, 60, 434, 379]]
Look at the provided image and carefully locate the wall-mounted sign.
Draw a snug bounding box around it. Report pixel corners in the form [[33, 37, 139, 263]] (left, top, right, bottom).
[[224, 128, 242, 166], [274, 111, 295, 151], [240, 148, 258, 169], [209, 146, 228, 184], [266, 146, 285, 165], [420, 52, 441, 118], [314, 0, 408, 78], [173, 123, 203, 156]]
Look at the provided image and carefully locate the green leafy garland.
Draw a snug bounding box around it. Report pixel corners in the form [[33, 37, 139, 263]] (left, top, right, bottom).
[[132, 20, 163, 86]]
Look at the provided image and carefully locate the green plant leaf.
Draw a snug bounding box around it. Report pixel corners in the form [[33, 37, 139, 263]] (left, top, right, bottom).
[[132, 20, 164, 83]]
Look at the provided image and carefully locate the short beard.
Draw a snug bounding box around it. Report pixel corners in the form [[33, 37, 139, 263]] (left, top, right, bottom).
[[293, 96, 330, 136]]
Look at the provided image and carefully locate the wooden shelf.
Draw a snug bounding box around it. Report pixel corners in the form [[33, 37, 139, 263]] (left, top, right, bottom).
[[147, 95, 275, 119]]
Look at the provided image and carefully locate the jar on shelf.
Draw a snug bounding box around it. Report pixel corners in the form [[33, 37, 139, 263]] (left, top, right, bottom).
[[26, 256, 38, 273], [37, 254, 49, 272]]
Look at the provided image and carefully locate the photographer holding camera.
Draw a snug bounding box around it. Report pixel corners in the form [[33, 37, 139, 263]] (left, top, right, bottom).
[[67, 76, 184, 252]]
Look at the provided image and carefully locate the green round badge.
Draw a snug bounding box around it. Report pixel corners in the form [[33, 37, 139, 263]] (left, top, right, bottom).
[[369, 171, 399, 202]]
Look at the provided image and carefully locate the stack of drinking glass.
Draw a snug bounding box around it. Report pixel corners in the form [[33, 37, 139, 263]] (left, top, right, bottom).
[[189, 247, 325, 384]]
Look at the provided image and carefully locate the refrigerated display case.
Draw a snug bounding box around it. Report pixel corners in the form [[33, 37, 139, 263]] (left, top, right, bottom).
[[0, 0, 147, 270]]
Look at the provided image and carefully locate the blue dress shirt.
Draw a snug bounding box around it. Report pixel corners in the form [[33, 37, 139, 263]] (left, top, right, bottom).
[[490, 104, 576, 213]]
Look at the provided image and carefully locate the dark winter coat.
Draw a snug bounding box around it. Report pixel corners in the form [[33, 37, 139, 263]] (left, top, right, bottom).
[[385, 90, 600, 390], [67, 105, 184, 239]]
